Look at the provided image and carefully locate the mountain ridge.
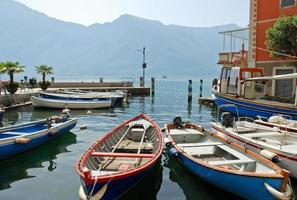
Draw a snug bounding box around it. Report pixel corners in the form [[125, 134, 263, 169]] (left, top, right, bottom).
[[0, 0, 241, 78]]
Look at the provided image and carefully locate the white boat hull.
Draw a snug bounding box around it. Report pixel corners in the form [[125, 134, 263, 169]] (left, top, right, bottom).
[[31, 96, 112, 109], [211, 123, 297, 178]]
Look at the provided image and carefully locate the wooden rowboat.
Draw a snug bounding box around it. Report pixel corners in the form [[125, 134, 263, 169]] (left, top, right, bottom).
[[165, 120, 293, 200], [0, 112, 77, 159], [76, 113, 163, 200], [31, 96, 112, 109]]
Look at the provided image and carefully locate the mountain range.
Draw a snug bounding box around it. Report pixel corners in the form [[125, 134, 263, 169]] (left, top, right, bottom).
[[0, 0, 240, 79]]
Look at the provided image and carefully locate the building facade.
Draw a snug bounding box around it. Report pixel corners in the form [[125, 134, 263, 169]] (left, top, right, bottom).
[[249, 0, 297, 98]]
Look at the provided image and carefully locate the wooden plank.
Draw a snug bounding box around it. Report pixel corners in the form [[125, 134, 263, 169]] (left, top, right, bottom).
[[178, 142, 223, 147]]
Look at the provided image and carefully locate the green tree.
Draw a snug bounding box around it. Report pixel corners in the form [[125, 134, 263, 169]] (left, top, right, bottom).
[[1, 61, 25, 84], [266, 16, 297, 57], [0, 61, 25, 94], [36, 65, 54, 90]]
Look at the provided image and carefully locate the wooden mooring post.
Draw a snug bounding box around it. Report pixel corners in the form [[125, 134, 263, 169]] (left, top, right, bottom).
[[199, 79, 203, 97], [151, 77, 155, 96], [188, 80, 192, 102], [140, 77, 144, 87]]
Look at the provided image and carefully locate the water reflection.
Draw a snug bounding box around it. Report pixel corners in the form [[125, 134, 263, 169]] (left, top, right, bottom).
[[187, 102, 192, 119], [163, 154, 243, 200], [0, 132, 77, 190], [121, 161, 163, 200]]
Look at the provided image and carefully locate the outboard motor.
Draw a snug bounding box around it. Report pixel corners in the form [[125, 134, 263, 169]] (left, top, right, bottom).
[[173, 117, 184, 129], [61, 108, 70, 122], [221, 112, 234, 128]]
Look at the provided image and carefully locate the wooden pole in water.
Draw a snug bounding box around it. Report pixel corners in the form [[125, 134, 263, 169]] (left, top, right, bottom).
[[188, 80, 192, 102], [140, 77, 144, 87], [200, 79, 203, 97], [151, 77, 155, 96]]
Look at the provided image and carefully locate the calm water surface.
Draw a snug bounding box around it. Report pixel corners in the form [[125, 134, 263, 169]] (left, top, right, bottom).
[[0, 79, 296, 200]]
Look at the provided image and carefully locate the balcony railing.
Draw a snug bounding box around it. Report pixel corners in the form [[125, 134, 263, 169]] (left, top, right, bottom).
[[218, 51, 248, 66]]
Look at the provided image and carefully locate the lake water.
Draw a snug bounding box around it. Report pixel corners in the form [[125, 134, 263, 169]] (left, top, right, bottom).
[[0, 79, 296, 200]]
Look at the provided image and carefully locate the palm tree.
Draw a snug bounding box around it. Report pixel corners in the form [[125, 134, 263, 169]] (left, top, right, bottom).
[[1, 61, 24, 84], [0, 61, 25, 94], [36, 65, 54, 90]]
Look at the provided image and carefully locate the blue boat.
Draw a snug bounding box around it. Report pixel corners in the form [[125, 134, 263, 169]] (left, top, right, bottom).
[[212, 66, 297, 120], [214, 93, 297, 120], [165, 121, 293, 200], [0, 112, 77, 159], [76, 113, 164, 200]]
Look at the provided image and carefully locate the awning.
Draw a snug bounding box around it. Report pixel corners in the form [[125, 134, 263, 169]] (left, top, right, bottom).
[[243, 73, 297, 82]]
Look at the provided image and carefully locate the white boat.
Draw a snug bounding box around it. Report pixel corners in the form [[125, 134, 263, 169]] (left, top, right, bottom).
[[211, 112, 297, 178], [31, 96, 112, 109], [51, 89, 127, 102]]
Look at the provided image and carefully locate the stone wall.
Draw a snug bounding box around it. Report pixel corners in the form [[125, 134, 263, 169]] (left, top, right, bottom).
[[0, 92, 38, 106]]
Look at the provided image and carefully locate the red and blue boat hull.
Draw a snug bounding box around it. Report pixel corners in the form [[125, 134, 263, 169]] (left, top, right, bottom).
[[81, 161, 158, 200]]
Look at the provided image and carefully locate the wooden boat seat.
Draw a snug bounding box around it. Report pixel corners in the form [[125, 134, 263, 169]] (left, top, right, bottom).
[[207, 145, 256, 166], [208, 159, 255, 166], [170, 129, 204, 135], [98, 157, 150, 171], [178, 142, 223, 147], [112, 140, 153, 153], [130, 127, 145, 141], [91, 170, 118, 176]]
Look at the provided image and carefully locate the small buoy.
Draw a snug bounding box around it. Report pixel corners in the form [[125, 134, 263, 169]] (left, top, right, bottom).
[[164, 137, 171, 147], [87, 110, 92, 115], [80, 125, 87, 130], [169, 148, 179, 157]]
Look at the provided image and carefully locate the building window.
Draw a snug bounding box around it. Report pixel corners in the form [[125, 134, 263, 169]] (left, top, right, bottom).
[[281, 0, 295, 8]]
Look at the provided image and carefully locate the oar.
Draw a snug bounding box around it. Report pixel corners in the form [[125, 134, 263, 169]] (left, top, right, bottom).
[[88, 121, 137, 199]]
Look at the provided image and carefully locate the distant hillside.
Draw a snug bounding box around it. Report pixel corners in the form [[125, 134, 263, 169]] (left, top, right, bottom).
[[0, 0, 240, 78]]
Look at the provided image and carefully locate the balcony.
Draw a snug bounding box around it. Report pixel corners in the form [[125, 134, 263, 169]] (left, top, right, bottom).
[[218, 50, 248, 66]]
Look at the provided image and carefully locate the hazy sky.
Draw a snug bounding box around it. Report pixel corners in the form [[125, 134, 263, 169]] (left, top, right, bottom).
[[15, 0, 249, 27]]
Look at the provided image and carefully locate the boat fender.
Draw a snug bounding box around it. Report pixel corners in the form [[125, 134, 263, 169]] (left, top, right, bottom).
[[269, 116, 286, 124], [260, 150, 280, 163], [87, 110, 92, 115], [169, 148, 179, 157], [15, 137, 30, 144], [48, 130, 59, 136], [79, 185, 87, 200], [164, 137, 171, 147], [264, 183, 293, 200]]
